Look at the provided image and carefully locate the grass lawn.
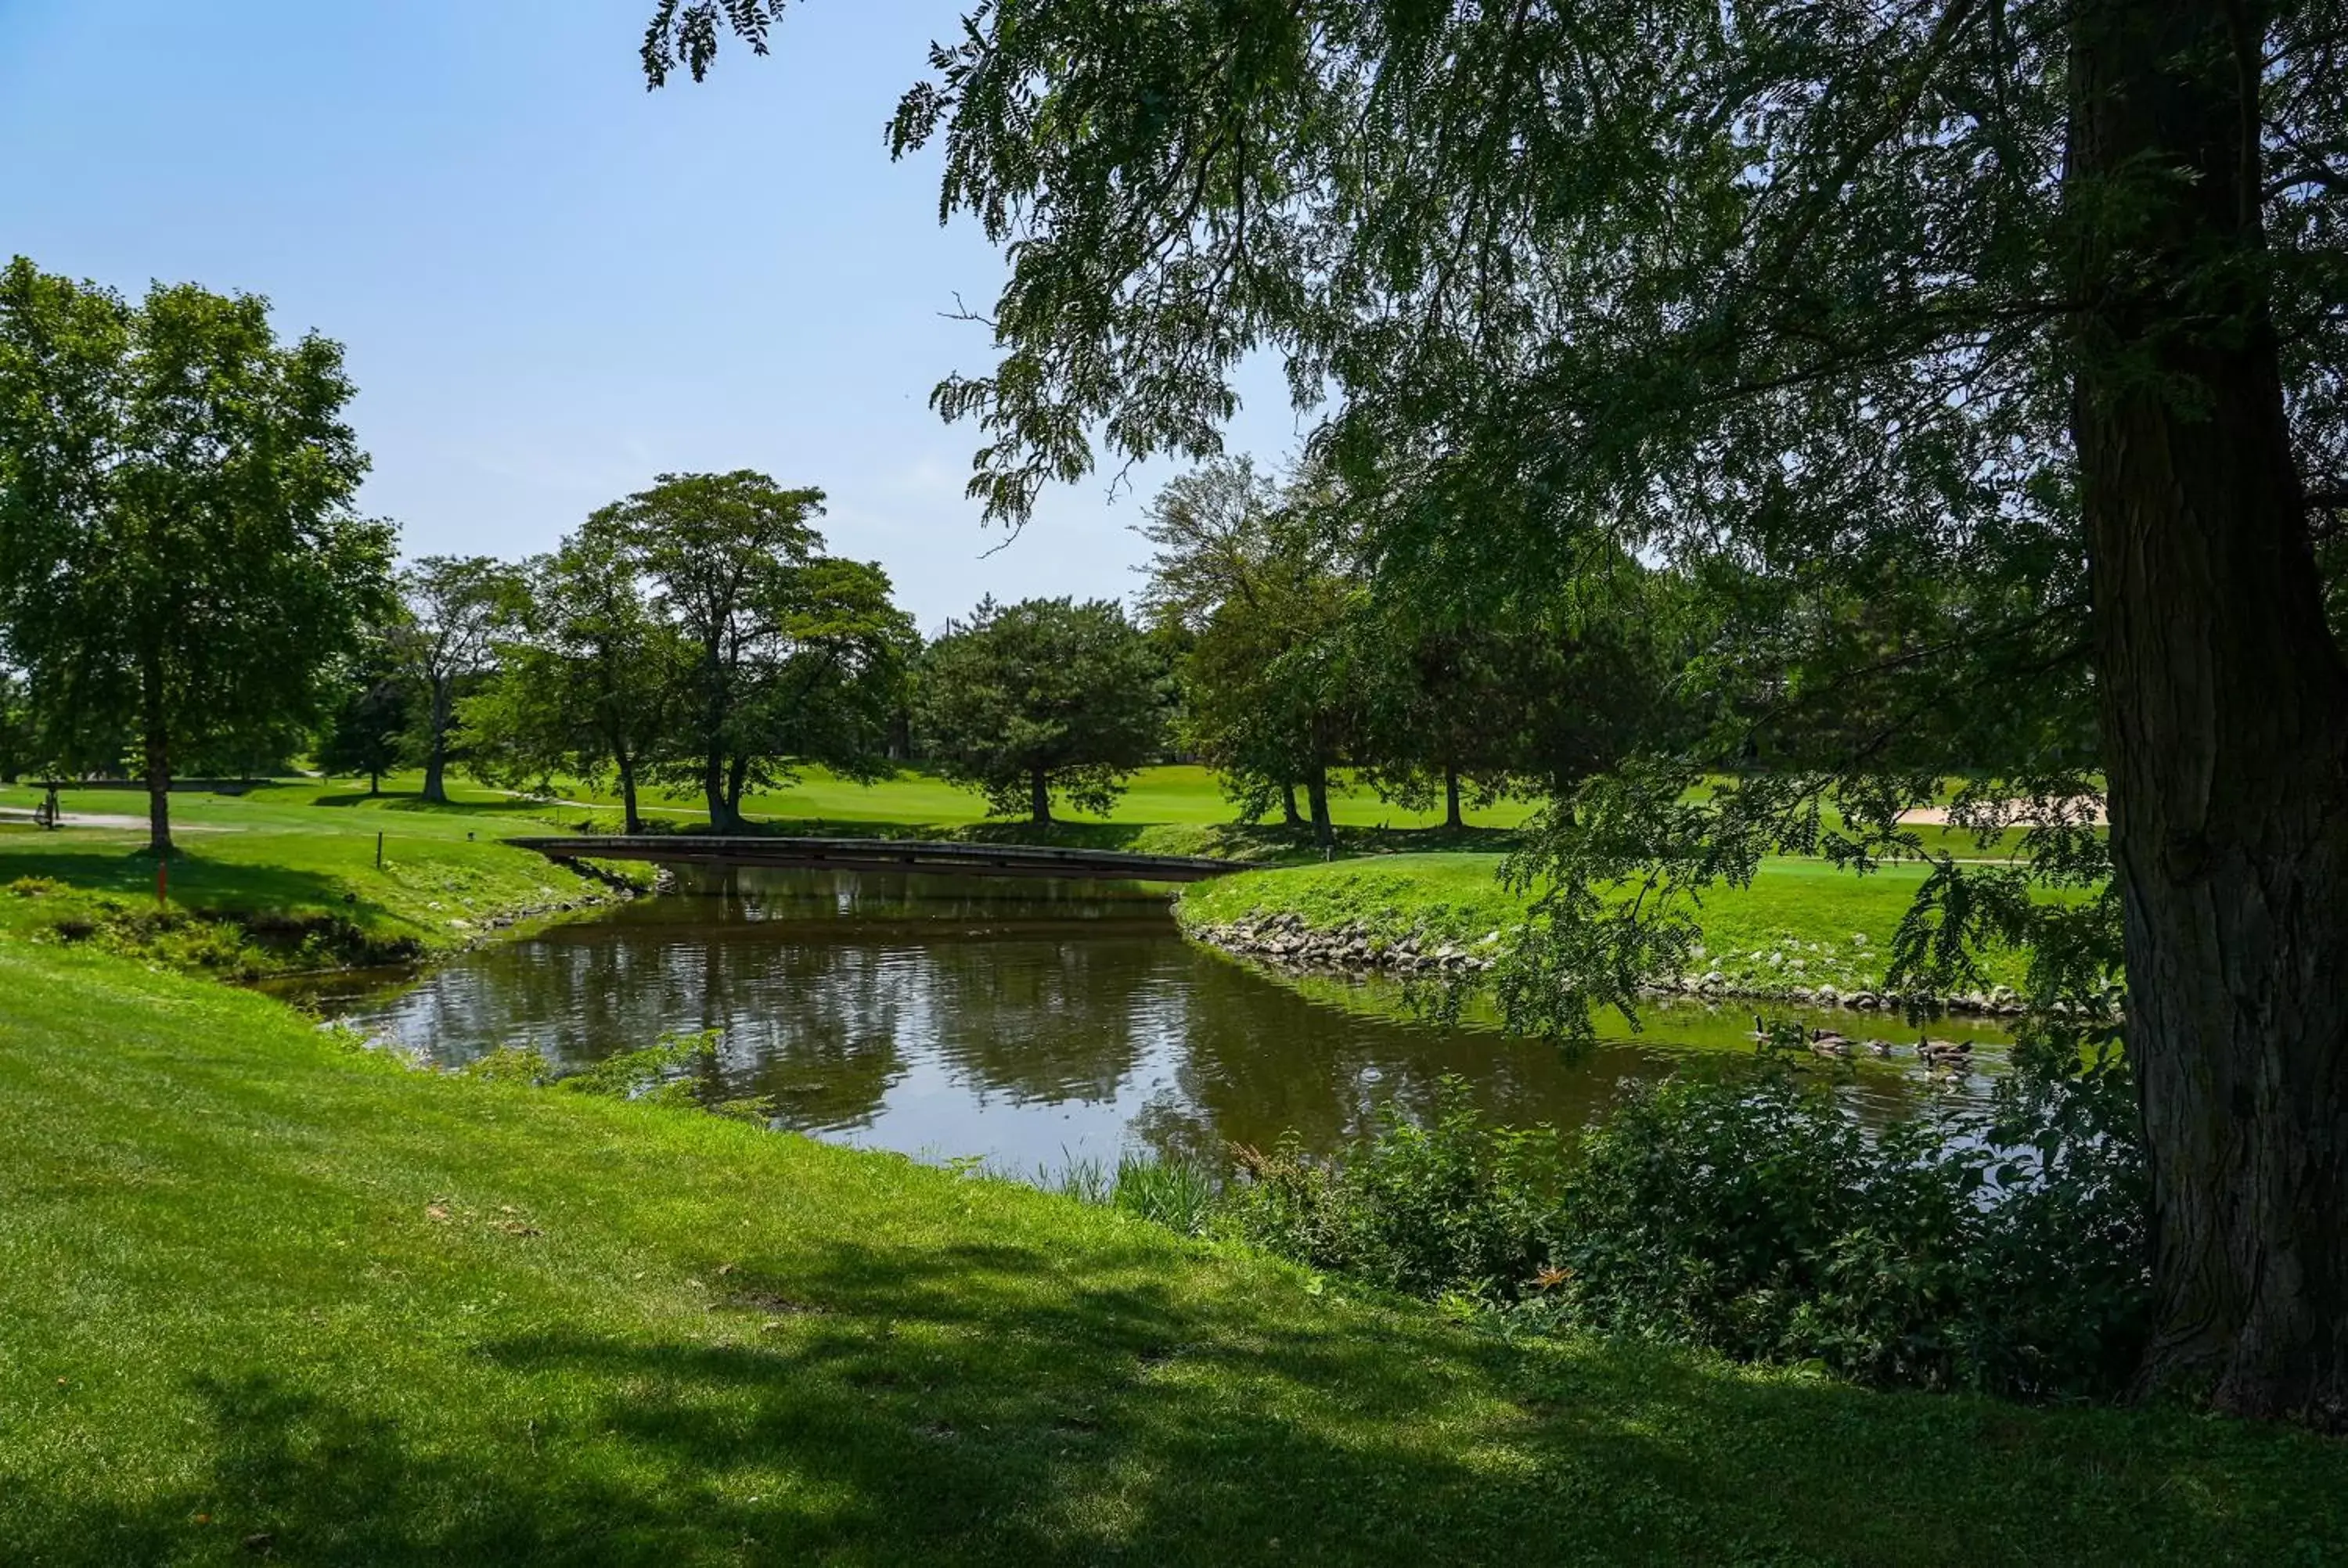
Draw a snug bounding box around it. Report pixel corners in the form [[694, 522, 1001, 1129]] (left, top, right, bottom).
[[533, 762, 1542, 852], [1179, 852, 2037, 995], [0, 779, 640, 972], [1, 940, 2337, 1566]]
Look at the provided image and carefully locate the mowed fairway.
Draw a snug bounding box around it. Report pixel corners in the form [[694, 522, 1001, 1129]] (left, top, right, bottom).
[[529, 763, 1544, 833], [1, 940, 2338, 1566]]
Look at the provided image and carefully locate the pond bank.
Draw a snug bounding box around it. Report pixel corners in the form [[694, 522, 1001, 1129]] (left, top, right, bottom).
[[1176, 854, 2039, 1017]]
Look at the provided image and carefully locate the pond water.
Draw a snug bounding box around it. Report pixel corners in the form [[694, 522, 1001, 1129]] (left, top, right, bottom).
[[303, 869, 2008, 1174]]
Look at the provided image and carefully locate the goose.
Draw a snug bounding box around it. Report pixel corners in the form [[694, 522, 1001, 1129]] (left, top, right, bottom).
[[1806, 1024, 1853, 1059], [1917, 1035, 1974, 1070], [1864, 1038, 1896, 1057], [1748, 1012, 1773, 1044]]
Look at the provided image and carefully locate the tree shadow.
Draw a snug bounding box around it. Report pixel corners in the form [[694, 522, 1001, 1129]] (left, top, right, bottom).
[[10, 1234, 2337, 1565], [306, 789, 549, 817], [0, 845, 362, 915]]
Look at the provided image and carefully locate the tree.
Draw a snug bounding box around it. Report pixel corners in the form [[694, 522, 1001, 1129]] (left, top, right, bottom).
[[314, 646, 411, 796], [653, 2, 2348, 1417], [0, 668, 29, 784], [1140, 457, 1366, 847], [390, 556, 520, 805], [0, 258, 391, 852], [605, 471, 912, 829], [914, 595, 1166, 824], [460, 527, 680, 833]]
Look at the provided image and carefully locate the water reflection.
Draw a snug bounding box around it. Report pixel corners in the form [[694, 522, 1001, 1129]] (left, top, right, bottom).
[[308, 869, 2000, 1174]]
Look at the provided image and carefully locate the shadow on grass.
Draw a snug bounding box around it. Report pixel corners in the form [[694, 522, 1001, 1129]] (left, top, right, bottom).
[[9, 1235, 2338, 1565], [306, 789, 552, 817], [0, 845, 363, 915]]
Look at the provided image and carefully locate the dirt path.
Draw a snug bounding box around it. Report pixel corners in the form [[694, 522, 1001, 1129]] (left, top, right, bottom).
[[0, 809, 232, 832], [1899, 800, 2106, 827]]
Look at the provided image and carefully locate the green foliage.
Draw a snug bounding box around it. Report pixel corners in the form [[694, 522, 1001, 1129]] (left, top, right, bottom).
[[557, 1027, 723, 1106], [1226, 1060, 2148, 1401], [600, 471, 915, 828], [391, 555, 526, 804], [31, 893, 423, 980], [913, 595, 1167, 823], [458, 1045, 553, 1086], [1107, 1153, 1219, 1238], [0, 257, 394, 850], [312, 646, 410, 793], [1228, 1086, 1562, 1300], [1140, 458, 1368, 842], [459, 526, 683, 831]]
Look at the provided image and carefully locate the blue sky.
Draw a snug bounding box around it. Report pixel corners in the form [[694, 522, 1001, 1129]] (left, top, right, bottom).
[[0, 1, 1301, 630]]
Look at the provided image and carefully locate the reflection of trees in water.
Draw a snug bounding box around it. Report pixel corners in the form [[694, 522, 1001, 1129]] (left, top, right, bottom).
[[909, 937, 1163, 1106], [341, 876, 1725, 1169], [1120, 957, 1677, 1164]]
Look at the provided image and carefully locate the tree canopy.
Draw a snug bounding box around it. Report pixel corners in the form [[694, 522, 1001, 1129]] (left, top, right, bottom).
[[915, 595, 1167, 824], [595, 471, 913, 829], [0, 257, 391, 851]]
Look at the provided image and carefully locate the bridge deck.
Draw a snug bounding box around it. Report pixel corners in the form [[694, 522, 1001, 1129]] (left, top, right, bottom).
[[505, 835, 1242, 883]]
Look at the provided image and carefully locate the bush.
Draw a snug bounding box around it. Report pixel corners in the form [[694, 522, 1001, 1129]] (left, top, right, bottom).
[[558, 1028, 721, 1106], [1223, 1058, 2149, 1401], [1227, 1088, 1565, 1298]]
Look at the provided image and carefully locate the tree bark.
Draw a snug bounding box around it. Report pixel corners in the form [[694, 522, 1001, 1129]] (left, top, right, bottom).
[[725, 753, 751, 829], [617, 750, 643, 836], [1305, 762, 1334, 850], [2071, 0, 2348, 1426], [1444, 761, 1464, 831], [139, 646, 171, 856], [1282, 780, 1302, 829], [420, 673, 455, 804], [1030, 767, 1053, 825], [703, 747, 732, 829]]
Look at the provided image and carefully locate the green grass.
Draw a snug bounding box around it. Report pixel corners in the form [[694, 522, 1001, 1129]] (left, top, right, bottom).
[[2, 940, 2338, 1565], [1179, 852, 2037, 995], [526, 762, 1537, 857], [0, 779, 642, 972]]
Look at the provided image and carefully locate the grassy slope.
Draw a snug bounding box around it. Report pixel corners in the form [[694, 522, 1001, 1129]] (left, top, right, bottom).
[[1179, 853, 2031, 994], [0, 780, 639, 966], [2, 942, 2337, 1566]]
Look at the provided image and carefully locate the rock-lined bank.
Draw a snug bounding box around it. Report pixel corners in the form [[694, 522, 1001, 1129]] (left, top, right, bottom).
[[1183, 909, 2033, 1019]]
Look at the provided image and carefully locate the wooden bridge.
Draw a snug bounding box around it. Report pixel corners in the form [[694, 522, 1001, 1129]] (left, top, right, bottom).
[[505, 835, 1242, 883]]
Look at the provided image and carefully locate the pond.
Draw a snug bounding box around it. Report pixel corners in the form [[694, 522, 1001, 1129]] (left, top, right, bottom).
[[303, 869, 2008, 1175]]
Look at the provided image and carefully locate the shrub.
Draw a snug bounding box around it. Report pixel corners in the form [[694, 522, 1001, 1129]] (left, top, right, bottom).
[[1224, 1056, 2149, 1401], [558, 1029, 721, 1106], [1226, 1084, 1566, 1297]]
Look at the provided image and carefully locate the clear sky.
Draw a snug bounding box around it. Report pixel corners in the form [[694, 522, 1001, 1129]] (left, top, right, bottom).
[[0, 1, 1301, 631]]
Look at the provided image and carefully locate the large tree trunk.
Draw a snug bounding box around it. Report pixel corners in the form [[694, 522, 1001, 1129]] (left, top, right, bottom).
[[1305, 761, 1334, 851], [725, 753, 751, 828], [703, 747, 733, 829], [1029, 767, 1052, 825], [1444, 761, 1464, 832], [421, 678, 453, 804], [2071, 0, 2348, 1426], [139, 647, 171, 856], [1282, 780, 1302, 829], [617, 750, 643, 836]]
